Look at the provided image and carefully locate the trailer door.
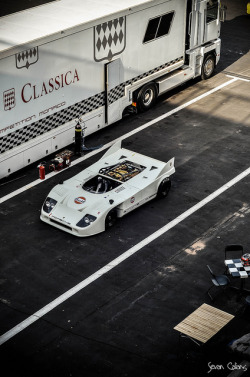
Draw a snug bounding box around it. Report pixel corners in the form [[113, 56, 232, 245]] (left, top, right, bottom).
[[105, 59, 123, 125]]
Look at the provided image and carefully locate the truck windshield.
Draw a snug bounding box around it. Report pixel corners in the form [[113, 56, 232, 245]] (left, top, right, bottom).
[[207, 0, 219, 23]]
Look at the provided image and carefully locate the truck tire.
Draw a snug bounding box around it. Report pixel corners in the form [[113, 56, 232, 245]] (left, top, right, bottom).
[[137, 83, 157, 111], [157, 178, 171, 198], [105, 209, 117, 229], [201, 54, 215, 80]]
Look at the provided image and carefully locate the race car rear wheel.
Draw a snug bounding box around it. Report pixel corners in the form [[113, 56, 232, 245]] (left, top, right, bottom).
[[105, 209, 117, 229], [157, 178, 171, 198]]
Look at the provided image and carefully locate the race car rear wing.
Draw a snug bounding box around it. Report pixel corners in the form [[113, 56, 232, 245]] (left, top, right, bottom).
[[157, 157, 175, 179], [102, 140, 122, 159]]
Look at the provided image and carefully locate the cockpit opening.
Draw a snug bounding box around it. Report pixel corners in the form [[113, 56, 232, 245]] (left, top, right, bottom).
[[82, 175, 121, 194]]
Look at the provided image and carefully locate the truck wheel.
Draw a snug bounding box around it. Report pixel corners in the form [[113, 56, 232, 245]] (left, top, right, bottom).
[[137, 83, 157, 111], [201, 54, 215, 80], [105, 209, 117, 229], [157, 178, 171, 198]]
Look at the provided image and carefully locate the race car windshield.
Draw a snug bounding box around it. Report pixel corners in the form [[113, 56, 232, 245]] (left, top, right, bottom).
[[82, 175, 121, 194]]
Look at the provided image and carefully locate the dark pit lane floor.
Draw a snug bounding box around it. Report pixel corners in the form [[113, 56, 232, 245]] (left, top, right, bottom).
[[1, 73, 250, 377]]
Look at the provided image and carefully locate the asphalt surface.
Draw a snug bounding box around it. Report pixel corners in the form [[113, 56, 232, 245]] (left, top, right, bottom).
[[1, 1, 250, 377]]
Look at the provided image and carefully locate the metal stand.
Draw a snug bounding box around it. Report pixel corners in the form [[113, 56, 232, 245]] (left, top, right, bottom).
[[76, 118, 103, 152]]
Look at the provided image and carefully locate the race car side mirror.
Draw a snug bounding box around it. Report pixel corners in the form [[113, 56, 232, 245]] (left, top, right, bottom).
[[109, 199, 114, 204]]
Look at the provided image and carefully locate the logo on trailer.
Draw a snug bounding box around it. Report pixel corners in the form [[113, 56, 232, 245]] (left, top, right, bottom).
[[3, 89, 16, 111], [74, 197, 86, 204], [94, 17, 126, 62], [15, 47, 39, 69], [21, 69, 80, 103]]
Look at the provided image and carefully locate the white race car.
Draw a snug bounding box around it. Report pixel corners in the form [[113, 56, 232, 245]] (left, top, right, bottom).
[[40, 141, 175, 237]]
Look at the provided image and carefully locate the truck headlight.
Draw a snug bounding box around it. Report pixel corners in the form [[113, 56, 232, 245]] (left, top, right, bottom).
[[43, 197, 57, 213], [76, 214, 97, 228]]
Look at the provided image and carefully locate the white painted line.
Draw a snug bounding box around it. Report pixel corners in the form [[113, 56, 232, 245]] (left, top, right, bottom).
[[1, 161, 250, 346], [226, 74, 250, 82], [0, 77, 237, 205]]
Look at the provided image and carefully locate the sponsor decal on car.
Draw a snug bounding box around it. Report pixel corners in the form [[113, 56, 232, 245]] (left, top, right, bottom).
[[74, 197, 86, 204], [130, 196, 135, 203]]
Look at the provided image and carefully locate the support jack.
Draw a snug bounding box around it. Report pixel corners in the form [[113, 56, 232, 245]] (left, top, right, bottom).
[[76, 118, 103, 153]]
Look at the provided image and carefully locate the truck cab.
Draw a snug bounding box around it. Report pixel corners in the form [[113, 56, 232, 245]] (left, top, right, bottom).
[[188, 0, 221, 50]]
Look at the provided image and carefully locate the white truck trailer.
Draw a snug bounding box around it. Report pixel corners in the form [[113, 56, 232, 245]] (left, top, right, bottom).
[[0, 0, 224, 179]]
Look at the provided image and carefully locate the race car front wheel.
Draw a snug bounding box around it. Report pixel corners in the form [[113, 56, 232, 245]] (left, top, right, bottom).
[[105, 209, 117, 229], [157, 178, 171, 198]]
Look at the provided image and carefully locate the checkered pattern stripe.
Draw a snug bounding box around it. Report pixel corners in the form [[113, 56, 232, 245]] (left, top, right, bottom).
[[225, 259, 250, 278], [108, 84, 126, 104], [108, 56, 183, 104], [0, 56, 183, 153], [0, 92, 105, 154], [94, 17, 126, 62], [128, 57, 183, 85]]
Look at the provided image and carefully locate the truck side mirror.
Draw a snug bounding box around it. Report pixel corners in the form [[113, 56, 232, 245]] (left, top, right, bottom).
[[220, 5, 227, 22]]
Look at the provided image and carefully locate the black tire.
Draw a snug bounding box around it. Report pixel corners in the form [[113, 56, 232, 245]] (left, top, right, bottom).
[[105, 209, 117, 229], [137, 83, 157, 112], [157, 178, 171, 198], [201, 54, 215, 80]]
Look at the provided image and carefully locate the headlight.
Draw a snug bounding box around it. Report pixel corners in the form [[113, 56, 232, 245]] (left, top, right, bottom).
[[43, 197, 57, 213], [76, 214, 97, 228]]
